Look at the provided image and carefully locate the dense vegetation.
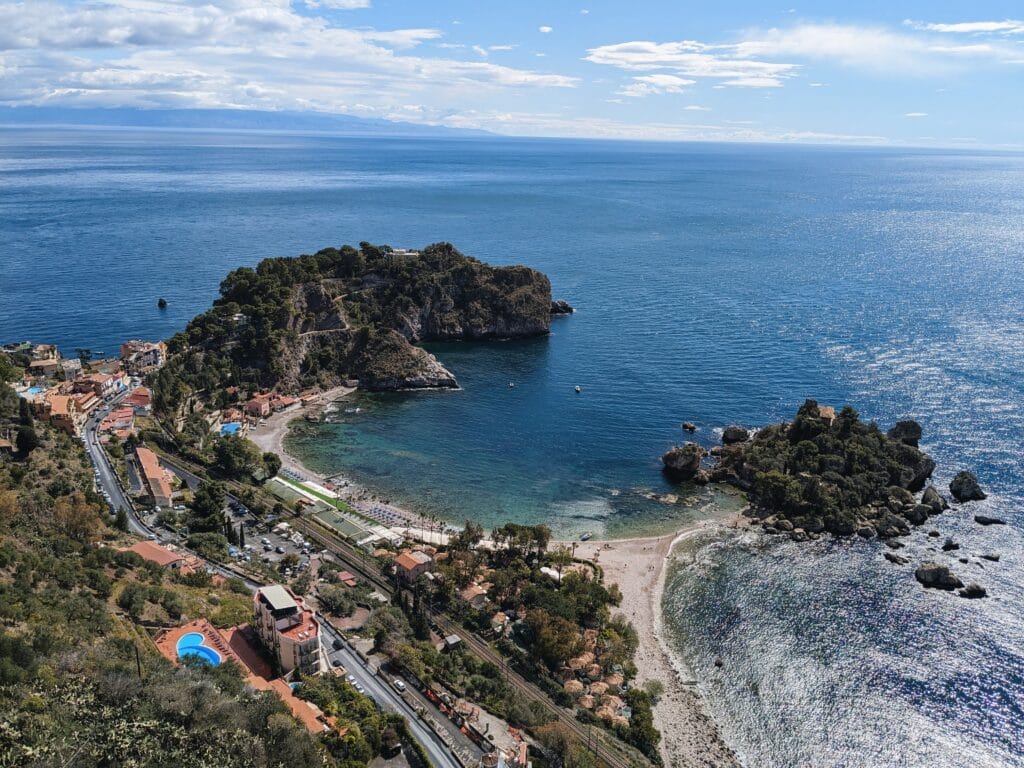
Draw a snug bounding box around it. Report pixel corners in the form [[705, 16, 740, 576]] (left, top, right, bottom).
[[153, 241, 555, 424], [711, 399, 941, 538], [0, 353, 331, 766]]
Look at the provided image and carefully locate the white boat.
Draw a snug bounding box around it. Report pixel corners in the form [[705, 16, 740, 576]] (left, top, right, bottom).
[[575, 385, 582, 393]]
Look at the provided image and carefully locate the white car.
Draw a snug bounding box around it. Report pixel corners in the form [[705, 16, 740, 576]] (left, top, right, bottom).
[[392, 679, 406, 692]]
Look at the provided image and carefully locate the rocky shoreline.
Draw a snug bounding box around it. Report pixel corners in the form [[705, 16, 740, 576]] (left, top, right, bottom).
[[661, 400, 1000, 598]]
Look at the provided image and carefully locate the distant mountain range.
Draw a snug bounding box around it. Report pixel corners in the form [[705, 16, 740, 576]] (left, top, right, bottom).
[[0, 106, 490, 137]]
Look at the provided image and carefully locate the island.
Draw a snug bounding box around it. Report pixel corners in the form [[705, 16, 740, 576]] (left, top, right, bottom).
[[153, 242, 569, 420]]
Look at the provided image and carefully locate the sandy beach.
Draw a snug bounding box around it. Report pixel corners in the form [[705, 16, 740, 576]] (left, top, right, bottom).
[[575, 526, 742, 768], [251, 386, 739, 766], [248, 384, 354, 471]]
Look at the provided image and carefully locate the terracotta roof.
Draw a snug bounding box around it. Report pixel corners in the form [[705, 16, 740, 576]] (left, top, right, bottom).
[[136, 446, 173, 501], [127, 540, 183, 567], [48, 395, 73, 417], [395, 551, 432, 571]]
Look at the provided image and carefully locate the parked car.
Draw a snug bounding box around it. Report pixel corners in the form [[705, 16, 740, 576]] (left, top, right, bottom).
[[392, 679, 406, 692], [263, 544, 273, 552], [331, 659, 342, 668], [333, 638, 344, 650], [275, 545, 285, 554]]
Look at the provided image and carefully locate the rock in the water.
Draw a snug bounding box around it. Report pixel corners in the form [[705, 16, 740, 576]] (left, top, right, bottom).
[[775, 519, 794, 532], [721, 425, 750, 445], [884, 552, 909, 565], [693, 469, 710, 486], [902, 455, 936, 493], [904, 504, 932, 526], [682, 421, 697, 433], [980, 553, 1000, 562], [921, 486, 949, 514], [927, 530, 940, 538], [661, 443, 704, 481], [790, 529, 809, 542], [974, 515, 1005, 526], [915, 562, 964, 590], [958, 557, 969, 564], [958, 583, 987, 599], [157, 297, 168, 309], [887, 420, 923, 447], [550, 299, 575, 315], [949, 471, 986, 502], [885, 539, 905, 550], [941, 538, 960, 552], [856, 525, 876, 539]]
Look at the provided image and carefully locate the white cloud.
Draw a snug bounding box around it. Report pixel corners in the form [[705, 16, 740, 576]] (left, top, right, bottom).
[[586, 40, 796, 87], [905, 112, 928, 117], [0, 0, 577, 118], [684, 105, 711, 111], [908, 19, 1024, 35], [305, 0, 371, 9], [619, 73, 696, 97], [539, 26, 553, 34]]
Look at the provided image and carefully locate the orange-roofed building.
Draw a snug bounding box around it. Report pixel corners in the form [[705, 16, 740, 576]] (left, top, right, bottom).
[[395, 550, 433, 582], [127, 540, 185, 568], [125, 386, 152, 414], [47, 394, 83, 435], [244, 393, 273, 419], [136, 446, 174, 508]]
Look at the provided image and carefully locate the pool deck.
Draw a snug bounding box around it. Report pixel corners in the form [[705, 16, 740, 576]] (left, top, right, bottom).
[[155, 619, 339, 736]]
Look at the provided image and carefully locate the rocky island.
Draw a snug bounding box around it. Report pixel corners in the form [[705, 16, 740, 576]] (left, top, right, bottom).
[[153, 242, 570, 415], [664, 400, 949, 540]]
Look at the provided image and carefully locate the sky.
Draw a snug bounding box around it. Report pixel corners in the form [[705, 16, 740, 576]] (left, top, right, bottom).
[[2, 0, 1024, 145]]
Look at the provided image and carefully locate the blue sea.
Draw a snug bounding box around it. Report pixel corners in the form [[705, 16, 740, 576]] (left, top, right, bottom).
[[2, 128, 1022, 767]]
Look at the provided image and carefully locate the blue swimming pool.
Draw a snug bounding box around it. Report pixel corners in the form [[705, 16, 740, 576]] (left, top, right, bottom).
[[176, 632, 222, 666], [220, 422, 241, 436]]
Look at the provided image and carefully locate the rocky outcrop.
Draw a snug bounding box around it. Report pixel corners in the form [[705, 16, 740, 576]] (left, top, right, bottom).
[[551, 299, 575, 315], [700, 402, 945, 544], [915, 562, 963, 590], [958, 583, 987, 599], [974, 515, 1005, 526], [884, 552, 909, 565], [721, 426, 749, 445], [887, 420, 922, 448], [921, 486, 949, 514], [682, 421, 697, 433], [662, 443, 704, 482], [950, 471, 986, 502]]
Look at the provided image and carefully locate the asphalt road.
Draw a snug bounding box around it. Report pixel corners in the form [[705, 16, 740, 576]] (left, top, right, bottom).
[[318, 619, 464, 768]]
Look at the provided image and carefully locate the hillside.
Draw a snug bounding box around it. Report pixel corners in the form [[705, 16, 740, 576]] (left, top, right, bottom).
[[154, 242, 566, 418], [0, 354, 330, 766]]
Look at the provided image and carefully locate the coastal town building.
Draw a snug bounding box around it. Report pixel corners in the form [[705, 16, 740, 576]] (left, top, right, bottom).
[[125, 386, 152, 415], [126, 540, 186, 569], [99, 406, 135, 440], [75, 372, 119, 399], [60, 358, 83, 381], [460, 584, 489, 610], [28, 358, 61, 377], [31, 343, 58, 361], [46, 394, 83, 436], [395, 550, 433, 582], [244, 393, 273, 419], [120, 339, 167, 374], [253, 584, 323, 676], [135, 446, 175, 508]]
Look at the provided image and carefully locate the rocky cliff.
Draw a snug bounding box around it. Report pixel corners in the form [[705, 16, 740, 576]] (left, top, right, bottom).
[[155, 242, 566, 414]]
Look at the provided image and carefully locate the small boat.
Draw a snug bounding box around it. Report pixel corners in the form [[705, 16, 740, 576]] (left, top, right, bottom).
[[575, 385, 582, 393], [580, 531, 592, 541], [508, 382, 515, 388]]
